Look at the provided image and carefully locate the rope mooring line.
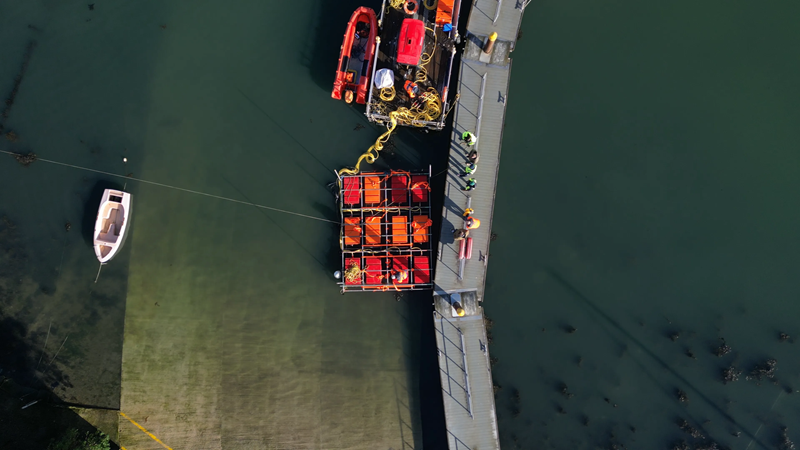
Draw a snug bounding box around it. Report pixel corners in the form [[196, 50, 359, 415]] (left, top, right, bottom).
[[1, 150, 338, 225], [119, 412, 173, 450]]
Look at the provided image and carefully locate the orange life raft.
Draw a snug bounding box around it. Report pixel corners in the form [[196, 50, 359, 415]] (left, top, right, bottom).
[[331, 7, 378, 105]]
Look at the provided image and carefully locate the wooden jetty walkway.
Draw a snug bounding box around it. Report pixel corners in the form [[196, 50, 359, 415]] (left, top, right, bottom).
[[432, 1, 530, 449]]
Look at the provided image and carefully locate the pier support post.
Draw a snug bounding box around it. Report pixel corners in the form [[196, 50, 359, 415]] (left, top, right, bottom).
[[482, 32, 497, 54]]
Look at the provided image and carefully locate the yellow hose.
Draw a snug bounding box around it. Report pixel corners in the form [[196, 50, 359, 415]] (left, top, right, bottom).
[[415, 67, 428, 83], [338, 111, 400, 176], [421, 27, 436, 66]]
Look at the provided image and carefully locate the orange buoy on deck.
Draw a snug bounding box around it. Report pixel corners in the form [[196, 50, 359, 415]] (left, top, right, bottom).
[[404, 0, 418, 15], [404, 80, 420, 98]]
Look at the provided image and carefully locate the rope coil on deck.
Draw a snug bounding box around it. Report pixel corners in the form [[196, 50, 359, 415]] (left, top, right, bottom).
[[380, 86, 396, 102], [368, 26, 443, 128], [394, 87, 442, 126]]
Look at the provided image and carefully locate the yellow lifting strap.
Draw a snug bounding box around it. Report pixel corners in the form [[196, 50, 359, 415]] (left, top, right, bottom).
[[338, 111, 400, 176]]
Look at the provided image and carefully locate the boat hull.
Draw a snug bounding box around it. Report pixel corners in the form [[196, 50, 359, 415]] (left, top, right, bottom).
[[331, 7, 378, 105], [93, 189, 132, 265]]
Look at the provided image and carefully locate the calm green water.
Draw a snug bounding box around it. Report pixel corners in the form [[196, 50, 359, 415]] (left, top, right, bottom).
[[487, 2, 800, 449], [2, 0, 799, 449], [0, 1, 445, 448]]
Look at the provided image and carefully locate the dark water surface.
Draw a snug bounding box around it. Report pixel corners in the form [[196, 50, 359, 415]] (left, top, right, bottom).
[[3, 0, 800, 449], [487, 2, 800, 449], [0, 0, 447, 448]]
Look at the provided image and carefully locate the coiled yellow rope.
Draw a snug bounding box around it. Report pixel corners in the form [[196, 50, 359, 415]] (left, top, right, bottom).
[[415, 67, 428, 83], [394, 87, 442, 126], [344, 261, 364, 283], [362, 24, 444, 130], [380, 86, 396, 102]]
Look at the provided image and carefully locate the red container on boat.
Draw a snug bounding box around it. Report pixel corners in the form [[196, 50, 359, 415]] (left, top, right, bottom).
[[332, 7, 378, 104], [397, 18, 425, 66]]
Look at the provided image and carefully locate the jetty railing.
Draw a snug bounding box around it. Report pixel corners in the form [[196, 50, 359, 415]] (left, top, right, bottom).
[[434, 310, 473, 418]]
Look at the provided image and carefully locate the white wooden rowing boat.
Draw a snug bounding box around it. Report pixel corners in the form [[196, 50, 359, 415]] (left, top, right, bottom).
[[93, 189, 132, 264]]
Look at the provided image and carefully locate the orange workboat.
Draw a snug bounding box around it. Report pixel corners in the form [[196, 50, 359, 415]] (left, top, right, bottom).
[[331, 7, 378, 104], [364, 0, 462, 130]]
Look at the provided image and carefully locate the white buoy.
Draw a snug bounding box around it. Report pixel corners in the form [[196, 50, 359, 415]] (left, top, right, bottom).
[[334, 271, 342, 280]]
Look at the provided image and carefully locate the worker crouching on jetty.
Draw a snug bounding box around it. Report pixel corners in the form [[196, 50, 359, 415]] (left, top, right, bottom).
[[461, 162, 477, 177], [461, 131, 477, 146], [462, 178, 477, 191]]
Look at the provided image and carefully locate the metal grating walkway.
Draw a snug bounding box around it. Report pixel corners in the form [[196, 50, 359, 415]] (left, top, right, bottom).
[[431, 0, 529, 449], [433, 293, 499, 450]]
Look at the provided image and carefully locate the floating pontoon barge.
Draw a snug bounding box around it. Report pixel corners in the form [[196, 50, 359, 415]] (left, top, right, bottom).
[[337, 170, 434, 292], [365, 0, 462, 130]]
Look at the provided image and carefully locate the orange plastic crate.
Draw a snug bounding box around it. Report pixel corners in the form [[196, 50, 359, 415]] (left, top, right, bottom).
[[391, 216, 408, 244], [411, 175, 428, 202], [343, 217, 361, 246], [365, 216, 382, 245], [413, 256, 430, 284], [391, 175, 408, 204], [364, 257, 384, 284], [343, 177, 360, 205], [412, 215, 430, 243], [364, 176, 381, 204]]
